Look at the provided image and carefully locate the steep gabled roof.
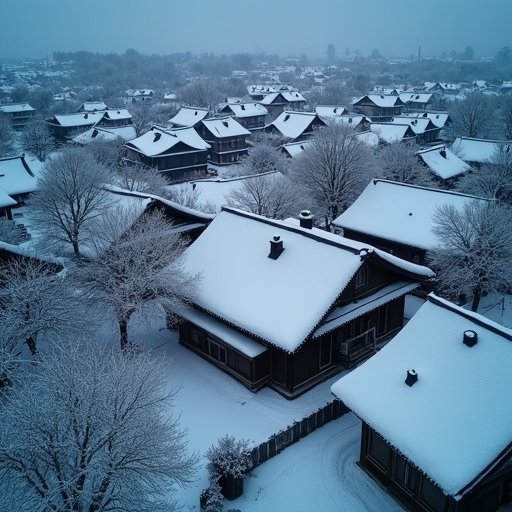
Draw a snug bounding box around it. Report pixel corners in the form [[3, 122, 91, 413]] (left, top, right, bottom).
[[260, 91, 306, 105], [221, 103, 268, 118], [0, 103, 35, 113], [390, 116, 438, 135], [417, 145, 471, 180], [169, 106, 209, 127], [331, 293, 512, 498], [266, 111, 325, 140], [333, 179, 490, 250], [78, 101, 108, 112], [0, 155, 38, 197], [124, 126, 210, 157], [451, 137, 512, 164], [401, 111, 451, 129], [398, 92, 432, 104], [353, 94, 405, 108], [72, 125, 137, 144], [200, 117, 251, 138], [369, 122, 416, 143], [315, 105, 348, 118], [183, 207, 433, 352]]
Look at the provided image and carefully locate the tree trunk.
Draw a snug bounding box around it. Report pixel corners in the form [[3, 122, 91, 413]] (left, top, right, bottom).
[[471, 287, 482, 312], [72, 239, 81, 259], [26, 335, 37, 356], [119, 317, 129, 351]]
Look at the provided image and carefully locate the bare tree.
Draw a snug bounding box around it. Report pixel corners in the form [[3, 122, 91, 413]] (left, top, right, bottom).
[[82, 137, 126, 170], [0, 116, 15, 157], [377, 141, 432, 185], [430, 201, 512, 311], [289, 123, 375, 228], [0, 220, 25, 245], [0, 340, 198, 512], [0, 257, 88, 356], [74, 208, 197, 350], [179, 81, 224, 111], [30, 147, 112, 258], [501, 94, 512, 140], [227, 173, 302, 219], [450, 92, 494, 138], [115, 162, 169, 195], [458, 147, 512, 204], [20, 120, 54, 161], [240, 140, 290, 176]]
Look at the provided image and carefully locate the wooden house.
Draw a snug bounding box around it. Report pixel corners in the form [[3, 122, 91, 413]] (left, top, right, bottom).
[[265, 111, 326, 142], [315, 105, 348, 120], [247, 84, 296, 101], [369, 123, 416, 144], [218, 103, 268, 132], [0, 103, 36, 127], [260, 91, 306, 121], [451, 137, 512, 167], [400, 111, 452, 131], [94, 109, 133, 129], [331, 293, 512, 512], [196, 117, 251, 165], [169, 106, 209, 128], [330, 114, 370, 132], [280, 140, 312, 158], [176, 207, 434, 399], [78, 101, 108, 112], [332, 179, 490, 265], [45, 111, 104, 140], [126, 89, 154, 102], [417, 145, 472, 185], [353, 95, 405, 121], [124, 125, 210, 181], [390, 116, 441, 144], [398, 92, 433, 111], [0, 155, 39, 222]]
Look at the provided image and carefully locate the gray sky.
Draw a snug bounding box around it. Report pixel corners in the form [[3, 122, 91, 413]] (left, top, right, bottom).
[[1, 0, 511, 60]]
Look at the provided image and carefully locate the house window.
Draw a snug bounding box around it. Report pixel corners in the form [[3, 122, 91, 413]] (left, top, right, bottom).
[[355, 266, 368, 289], [368, 430, 390, 470], [208, 339, 226, 364], [191, 329, 202, 346], [319, 336, 332, 369], [377, 304, 389, 336], [395, 453, 420, 494]]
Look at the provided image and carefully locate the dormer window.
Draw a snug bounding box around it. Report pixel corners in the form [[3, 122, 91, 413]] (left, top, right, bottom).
[[355, 266, 369, 289]]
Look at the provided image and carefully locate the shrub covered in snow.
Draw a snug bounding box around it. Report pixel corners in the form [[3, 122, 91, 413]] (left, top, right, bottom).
[[200, 479, 224, 512], [206, 434, 253, 479]]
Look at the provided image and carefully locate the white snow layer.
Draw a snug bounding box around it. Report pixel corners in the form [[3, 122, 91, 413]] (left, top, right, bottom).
[[418, 145, 471, 179], [331, 294, 512, 497]]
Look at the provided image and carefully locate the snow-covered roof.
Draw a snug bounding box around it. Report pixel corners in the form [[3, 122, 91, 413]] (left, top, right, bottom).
[[451, 137, 512, 164], [0, 103, 35, 113], [353, 95, 404, 108], [333, 179, 490, 251], [260, 91, 306, 105], [78, 101, 108, 112], [418, 145, 472, 180], [329, 115, 369, 128], [331, 293, 512, 498], [101, 109, 132, 120], [0, 188, 17, 208], [49, 111, 103, 127], [390, 116, 437, 135], [169, 106, 209, 127], [267, 111, 324, 140], [175, 172, 282, 212], [281, 140, 311, 157], [125, 126, 210, 157], [0, 155, 38, 197], [72, 125, 137, 144], [200, 117, 251, 138], [354, 130, 379, 146], [315, 105, 348, 118], [163, 93, 177, 100], [222, 103, 268, 118], [400, 111, 450, 129], [183, 207, 433, 352], [398, 92, 432, 104], [369, 123, 416, 143]]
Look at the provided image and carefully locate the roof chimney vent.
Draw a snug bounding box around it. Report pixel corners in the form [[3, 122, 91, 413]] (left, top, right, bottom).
[[299, 210, 313, 229], [405, 369, 418, 387], [440, 149, 447, 158], [153, 132, 161, 142], [268, 235, 284, 260], [463, 330, 478, 347]]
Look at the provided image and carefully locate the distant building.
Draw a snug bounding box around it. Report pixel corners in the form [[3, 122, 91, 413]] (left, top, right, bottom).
[[259, 91, 306, 121], [168, 106, 209, 128], [219, 103, 269, 132], [265, 111, 326, 141], [0, 103, 36, 127], [353, 95, 405, 121]]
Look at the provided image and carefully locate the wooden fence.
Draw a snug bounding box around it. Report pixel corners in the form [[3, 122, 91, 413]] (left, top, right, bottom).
[[250, 399, 349, 469]]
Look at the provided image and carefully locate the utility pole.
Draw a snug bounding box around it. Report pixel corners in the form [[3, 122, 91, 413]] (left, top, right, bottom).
[[418, 46, 422, 61]]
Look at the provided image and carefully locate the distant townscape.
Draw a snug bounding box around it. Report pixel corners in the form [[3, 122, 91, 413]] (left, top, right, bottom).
[[1, 47, 512, 512]]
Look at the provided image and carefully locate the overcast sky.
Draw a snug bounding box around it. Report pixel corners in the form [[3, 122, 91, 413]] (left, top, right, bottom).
[[1, 0, 510, 60]]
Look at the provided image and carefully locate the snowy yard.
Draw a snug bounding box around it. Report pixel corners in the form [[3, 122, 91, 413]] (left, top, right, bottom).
[[127, 314, 401, 511]]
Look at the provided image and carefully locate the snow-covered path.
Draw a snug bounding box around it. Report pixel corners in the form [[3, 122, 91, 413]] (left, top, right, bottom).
[[229, 413, 404, 512]]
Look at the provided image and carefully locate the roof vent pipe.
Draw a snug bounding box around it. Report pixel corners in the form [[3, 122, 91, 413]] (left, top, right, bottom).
[[299, 210, 313, 229], [405, 370, 418, 387], [268, 235, 284, 260], [463, 330, 478, 347]]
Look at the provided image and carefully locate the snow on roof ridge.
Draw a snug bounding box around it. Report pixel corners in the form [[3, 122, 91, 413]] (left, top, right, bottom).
[[370, 178, 492, 201], [456, 136, 512, 144], [0, 240, 64, 267], [427, 293, 512, 340], [103, 184, 216, 221], [190, 171, 277, 185]]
